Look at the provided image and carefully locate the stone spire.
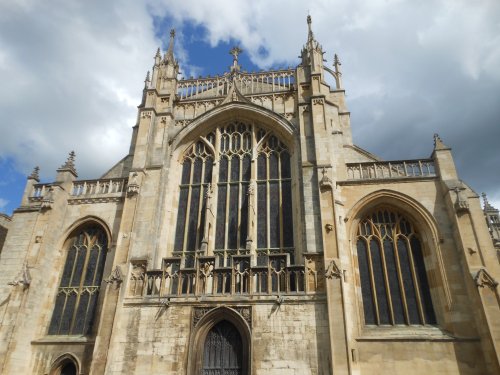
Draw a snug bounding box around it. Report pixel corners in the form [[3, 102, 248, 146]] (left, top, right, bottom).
[[57, 151, 77, 176], [154, 47, 161, 65], [144, 70, 150, 88], [164, 29, 176, 64], [301, 15, 324, 73]]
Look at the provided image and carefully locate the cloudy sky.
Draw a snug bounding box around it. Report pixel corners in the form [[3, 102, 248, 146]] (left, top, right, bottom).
[[0, 0, 499, 214]]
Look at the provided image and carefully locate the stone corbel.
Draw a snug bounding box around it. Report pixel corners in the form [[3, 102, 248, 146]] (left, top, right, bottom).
[[127, 172, 140, 197], [8, 262, 31, 289], [104, 265, 123, 289], [450, 183, 469, 213], [319, 167, 333, 190], [473, 268, 498, 290], [325, 258, 342, 280]]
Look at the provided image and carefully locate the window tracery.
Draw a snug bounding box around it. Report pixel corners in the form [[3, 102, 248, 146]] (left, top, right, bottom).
[[356, 209, 436, 326], [174, 121, 294, 267], [48, 225, 108, 335]]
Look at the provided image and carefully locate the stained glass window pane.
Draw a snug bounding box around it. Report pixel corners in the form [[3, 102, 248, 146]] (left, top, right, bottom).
[[397, 237, 421, 324], [192, 158, 203, 184], [281, 180, 293, 247], [219, 157, 228, 183], [357, 239, 376, 325], [71, 248, 86, 287], [242, 155, 251, 181], [186, 186, 201, 251], [181, 160, 191, 184], [59, 292, 76, 334], [174, 188, 189, 251], [383, 239, 405, 324], [215, 185, 227, 249], [257, 183, 267, 248], [269, 152, 279, 179], [83, 248, 99, 286], [72, 291, 90, 334], [204, 157, 213, 184], [228, 184, 239, 249], [280, 152, 291, 178], [48, 293, 66, 334], [257, 154, 266, 180], [411, 237, 436, 324], [240, 184, 249, 248], [370, 239, 390, 324], [230, 157, 240, 182], [60, 247, 76, 287], [269, 182, 280, 248]]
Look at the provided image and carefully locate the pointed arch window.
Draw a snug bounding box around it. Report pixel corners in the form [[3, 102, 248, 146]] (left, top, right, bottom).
[[356, 209, 436, 326], [174, 121, 294, 266], [48, 225, 108, 335]]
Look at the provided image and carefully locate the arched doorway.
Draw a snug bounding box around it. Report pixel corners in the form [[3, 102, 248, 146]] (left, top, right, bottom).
[[202, 320, 243, 374], [60, 362, 77, 375]]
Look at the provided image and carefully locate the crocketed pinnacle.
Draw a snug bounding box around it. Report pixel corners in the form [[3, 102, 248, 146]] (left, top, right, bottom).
[[164, 29, 176, 63]]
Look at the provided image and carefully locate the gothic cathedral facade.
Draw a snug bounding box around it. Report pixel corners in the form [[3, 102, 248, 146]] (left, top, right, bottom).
[[1, 17, 499, 375]]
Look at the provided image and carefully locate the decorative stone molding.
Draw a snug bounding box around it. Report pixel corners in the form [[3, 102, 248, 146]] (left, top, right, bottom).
[[8, 262, 31, 288], [131, 262, 147, 280], [325, 259, 342, 280], [312, 98, 324, 105], [104, 266, 123, 289], [40, 186, 55, 210], [141, 111, 152, 119], [127, 172, 140, 197], [192, 306, 252, 328], [192, 307, 216, 327], [473, 268, 498, 290]]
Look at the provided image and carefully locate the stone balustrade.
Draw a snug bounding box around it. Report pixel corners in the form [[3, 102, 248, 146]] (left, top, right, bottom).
[[129, 253, 325, 299], [177, 69, 295, 100], [346, 159, 437, 181], [71, 178, 127, 196]]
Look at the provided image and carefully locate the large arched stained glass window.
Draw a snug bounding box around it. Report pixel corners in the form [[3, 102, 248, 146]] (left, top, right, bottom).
[[356, 209, 436, 326], [48, 225, 108, 335], [174, 121, 294, 266]]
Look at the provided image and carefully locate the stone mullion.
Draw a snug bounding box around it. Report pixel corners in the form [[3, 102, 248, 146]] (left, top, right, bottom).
[[236, 156, 242, 251], [278, 152, 284, 252], [194, 160, 207, 253], [391, 222, 411, 325], [366, 233, 381, 325], [181, 157, 194, 256], [376, 233, 395, 325], [405, 234, 426, 324]]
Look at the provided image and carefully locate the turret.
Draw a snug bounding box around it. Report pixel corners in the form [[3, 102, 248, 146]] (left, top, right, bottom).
[[300, 16, 325, 75]]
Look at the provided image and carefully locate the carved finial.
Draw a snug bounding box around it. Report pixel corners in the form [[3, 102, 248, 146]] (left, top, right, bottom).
[[61, 151, 75, 169], [334, 54, 340, 66], [230, 46, 243, 72], [155, 47, 161, 58], [433, 133, 449, 150], [28, 166, 40, 181], [482, 192, 496, 211], [144, 70, 150, 88]]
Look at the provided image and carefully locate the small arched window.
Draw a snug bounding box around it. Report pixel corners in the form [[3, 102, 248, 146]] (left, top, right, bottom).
[[174, 121, 294, 266], [48, 225, 108, 335], [356, 209, 436, 326]]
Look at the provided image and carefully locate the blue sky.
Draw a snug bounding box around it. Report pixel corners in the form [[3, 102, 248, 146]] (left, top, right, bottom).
[[1, 0, 500, 214]]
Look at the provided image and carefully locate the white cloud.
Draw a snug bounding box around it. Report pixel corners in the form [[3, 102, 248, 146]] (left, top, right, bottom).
[[0, 198, 8, 210], [0, 0, 499, 205]]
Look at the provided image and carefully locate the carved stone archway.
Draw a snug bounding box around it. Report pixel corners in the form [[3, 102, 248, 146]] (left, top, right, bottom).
[[188, 306, 252, 375]]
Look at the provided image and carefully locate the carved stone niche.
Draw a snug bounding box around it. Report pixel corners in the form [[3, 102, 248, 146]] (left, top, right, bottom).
[[304, 253, 325, 293], [129, 260, 147, 297]]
